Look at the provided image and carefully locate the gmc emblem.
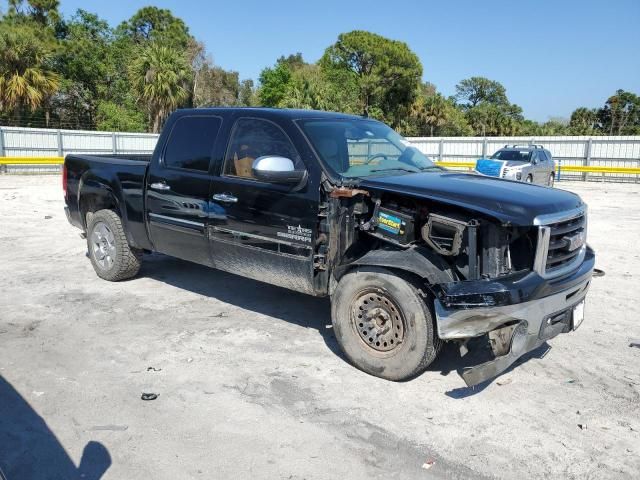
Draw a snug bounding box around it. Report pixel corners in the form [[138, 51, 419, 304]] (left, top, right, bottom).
[[565, 231, 586, 251]]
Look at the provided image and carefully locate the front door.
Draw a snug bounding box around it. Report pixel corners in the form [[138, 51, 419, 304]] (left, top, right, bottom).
[[208, 116, 319, 294], [146, 114, 222, 266]]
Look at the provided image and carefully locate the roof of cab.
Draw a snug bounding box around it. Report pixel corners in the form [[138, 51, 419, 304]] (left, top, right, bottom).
[[172, 107, 364, 121]]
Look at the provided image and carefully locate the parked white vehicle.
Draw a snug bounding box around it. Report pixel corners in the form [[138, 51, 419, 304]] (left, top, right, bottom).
[[475, 145, 557, 186]]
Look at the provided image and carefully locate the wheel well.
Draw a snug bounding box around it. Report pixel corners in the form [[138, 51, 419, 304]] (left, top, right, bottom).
[[330, 246, 456, 295], [80, 194, 119, 228]]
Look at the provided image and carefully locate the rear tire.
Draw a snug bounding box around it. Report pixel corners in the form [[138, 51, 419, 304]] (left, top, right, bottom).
[[331, 267, 441, 381], [87, 209, 142, 281], [548, 174, 555, 187], [525, 175, 533, 183]]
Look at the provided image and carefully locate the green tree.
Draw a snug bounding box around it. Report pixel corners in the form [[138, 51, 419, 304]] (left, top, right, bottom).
[[53, 9, 112, 128], [466, 103, 521, 136], [280, 64, 354, 112], [194, 65, 240, 107], [0, 22, 59, 125], [95, 100, 145, 132], [7, 0, 60, 26], [129, 43, 190, 132], [406, 93, 472, 137], [569, 107, 598, 134], [320, 30, 422, 126], [118, 6, 190, 49], [238, 79, 257, 106], [597, 89, 640, 135], [277, 52, 306, 70], [455, 77, 509, 108], [258, 61, 292, 107]]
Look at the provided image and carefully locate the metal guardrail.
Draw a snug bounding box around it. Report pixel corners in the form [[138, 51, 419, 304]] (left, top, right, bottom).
[[2, 157, 640, 176], [436, 161, 640, 175]]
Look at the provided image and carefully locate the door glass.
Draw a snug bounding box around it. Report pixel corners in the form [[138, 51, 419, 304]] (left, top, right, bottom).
[[164, 116, 222, 171], [223, 118, 302, 179]]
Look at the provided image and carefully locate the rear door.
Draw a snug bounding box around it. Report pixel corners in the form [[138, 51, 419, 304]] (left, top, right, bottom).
[[208, 116, 319, 294], [530, 150, 544, 184], [146, 114, 222, 266]]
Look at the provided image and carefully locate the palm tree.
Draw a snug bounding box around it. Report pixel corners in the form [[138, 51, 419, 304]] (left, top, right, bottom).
[[130, 43, 191, 133], [0, 25, 60, 125], [569, 107, 597, 134]]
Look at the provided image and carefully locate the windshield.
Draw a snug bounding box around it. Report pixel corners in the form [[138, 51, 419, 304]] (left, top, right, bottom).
[[298, 118, 436, 179], [491, 150, 531, 162]]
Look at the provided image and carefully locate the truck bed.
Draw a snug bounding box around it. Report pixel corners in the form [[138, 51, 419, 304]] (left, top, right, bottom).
[[64, 153, 153, 251]]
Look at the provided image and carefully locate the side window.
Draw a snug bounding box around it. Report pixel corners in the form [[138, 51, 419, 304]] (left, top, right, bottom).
[[164, 116, 222, 171], [223, 118, 302, 179]]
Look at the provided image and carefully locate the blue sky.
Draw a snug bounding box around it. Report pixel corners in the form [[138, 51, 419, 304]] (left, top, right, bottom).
[[51, 0, 640, 121]]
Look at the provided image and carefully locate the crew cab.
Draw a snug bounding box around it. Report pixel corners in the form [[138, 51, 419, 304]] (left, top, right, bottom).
[[63, 108, 594, 386]]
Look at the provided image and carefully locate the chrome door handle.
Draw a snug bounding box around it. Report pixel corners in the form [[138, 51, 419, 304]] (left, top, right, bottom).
[[150, 182, 170, 191], [212, 193, 238, 203]]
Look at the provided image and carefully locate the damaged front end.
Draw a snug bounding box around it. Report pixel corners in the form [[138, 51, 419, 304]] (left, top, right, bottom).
[[431, 206, 594, 386], [326, 181, 594, 387]]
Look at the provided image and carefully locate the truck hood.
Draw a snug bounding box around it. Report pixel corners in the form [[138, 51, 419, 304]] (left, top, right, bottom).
[[359, 171, 582, 225]]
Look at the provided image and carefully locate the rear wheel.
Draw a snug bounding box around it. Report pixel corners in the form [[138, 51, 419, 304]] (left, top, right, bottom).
[[331, 267, 440, 381], [525, 174, 533, 183], [548, 173, 555, 187], [87, 209, 142, 281]]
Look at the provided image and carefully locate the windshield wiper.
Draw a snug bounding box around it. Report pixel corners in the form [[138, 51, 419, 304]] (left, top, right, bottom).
[[369, 167, 419, 174]]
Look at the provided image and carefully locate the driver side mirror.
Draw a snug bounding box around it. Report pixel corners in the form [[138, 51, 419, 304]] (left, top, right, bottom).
[[252, 156, 307, 186]]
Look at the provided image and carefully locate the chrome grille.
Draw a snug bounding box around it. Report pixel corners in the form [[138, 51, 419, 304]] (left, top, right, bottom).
[[546, 215, 586, 271], [533, 207, 587, 278]]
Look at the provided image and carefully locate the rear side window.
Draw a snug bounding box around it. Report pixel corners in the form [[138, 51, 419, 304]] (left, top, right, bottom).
[[164, 116, 222, 171], [223, 118, 302, 179]]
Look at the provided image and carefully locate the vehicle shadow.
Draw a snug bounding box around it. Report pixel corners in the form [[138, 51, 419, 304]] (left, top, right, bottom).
[[140, 254, 548, 396], [0, 376, 111, 480], [140, 254, 344, 357]]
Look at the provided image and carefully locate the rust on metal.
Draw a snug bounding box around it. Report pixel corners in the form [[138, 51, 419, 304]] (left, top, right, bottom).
[[329, 187, 370, 198]]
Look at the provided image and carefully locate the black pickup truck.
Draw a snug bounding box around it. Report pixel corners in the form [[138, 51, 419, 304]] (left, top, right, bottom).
[[63, 108, 594, 386]]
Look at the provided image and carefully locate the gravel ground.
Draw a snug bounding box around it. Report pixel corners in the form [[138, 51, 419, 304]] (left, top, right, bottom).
[[0, 175, 639, 480]]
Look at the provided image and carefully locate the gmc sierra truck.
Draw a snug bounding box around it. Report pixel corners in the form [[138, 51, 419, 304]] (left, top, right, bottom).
[[63, 108, 594, 386]]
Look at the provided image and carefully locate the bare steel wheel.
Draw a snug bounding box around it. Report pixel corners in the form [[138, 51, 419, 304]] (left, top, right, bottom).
[[353, 290, 405, 353], [90, 221, 116, 270], [331, 267, 441, 381]]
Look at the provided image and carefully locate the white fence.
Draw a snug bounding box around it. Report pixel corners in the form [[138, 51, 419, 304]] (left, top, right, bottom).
[[0, 126, 157, 157], [1, 126, 639, 181]]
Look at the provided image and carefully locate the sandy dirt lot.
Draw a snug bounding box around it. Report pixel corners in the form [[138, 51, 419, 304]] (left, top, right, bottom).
[[0, 175, 639, 480]]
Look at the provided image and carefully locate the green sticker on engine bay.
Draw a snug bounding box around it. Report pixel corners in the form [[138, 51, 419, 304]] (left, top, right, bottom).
[[378, 212, 404, 235]]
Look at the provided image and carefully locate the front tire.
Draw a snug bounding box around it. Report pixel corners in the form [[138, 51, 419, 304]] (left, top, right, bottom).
[[87, 209, 142, 281], [525, 174, 533, 183], [548, 173, 555, 187], [331, 267, 441, 381]]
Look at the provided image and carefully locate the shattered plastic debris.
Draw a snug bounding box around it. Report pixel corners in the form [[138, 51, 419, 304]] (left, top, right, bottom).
[[141, 393, 158, 401], [146, 366, 162, 372], [421, 460, 435, 470], [592, 268, 605, 278], [578, 424, 587, 430], [497, 377, 512, 386], [629, 340, 640, 348]]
